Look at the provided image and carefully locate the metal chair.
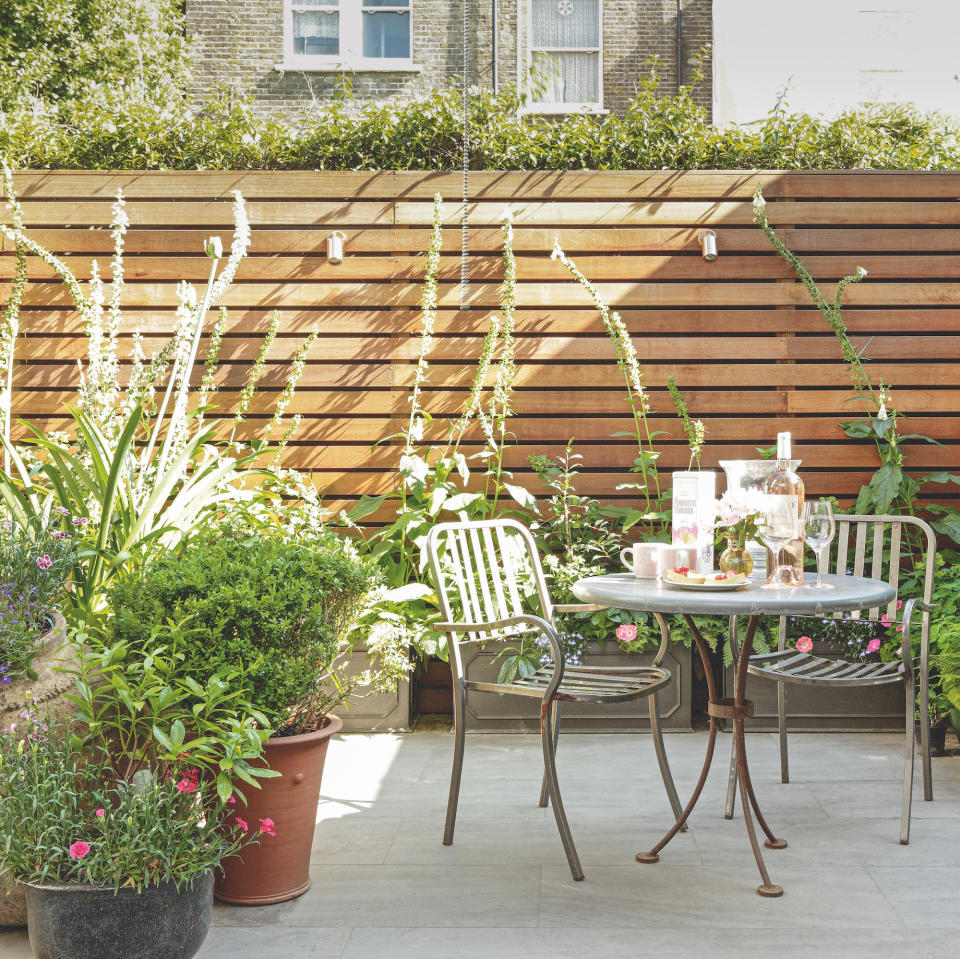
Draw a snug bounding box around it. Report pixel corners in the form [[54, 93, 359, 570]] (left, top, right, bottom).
[[724, 514, 938, 844], [426, 518, 685, 881]]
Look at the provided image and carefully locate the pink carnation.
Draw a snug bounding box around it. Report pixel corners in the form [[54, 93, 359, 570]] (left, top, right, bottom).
[[616, 623, 637, 643], [69, 841, 90, 859], [95, 808, 105, 818], [796, 636, 813, 654], [259, 817, 276, 837], [236, 818, 248, 832], [175, 777, 197, 794], [36, 555, 52, 570], [226, 795, 236, 805]]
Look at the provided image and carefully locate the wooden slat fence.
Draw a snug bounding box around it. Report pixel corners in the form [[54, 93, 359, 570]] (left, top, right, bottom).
[[2, 170, 959, 518]]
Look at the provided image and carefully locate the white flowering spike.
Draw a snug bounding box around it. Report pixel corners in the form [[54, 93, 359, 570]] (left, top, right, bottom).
[[205, 236, 224, 260], [857, 266, 868, 279], [550, 237, 562, 261]]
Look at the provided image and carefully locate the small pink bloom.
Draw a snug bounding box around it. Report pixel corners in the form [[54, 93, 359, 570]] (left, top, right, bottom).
[[866, 638, 881, 654], [259, 817, 276, 837], [51, 530, 67, 541], [54, 506, 69, 516], [896, 625, 903, 632], [616, 623, 637, 642], [69, 841, 90, 859], [236, 818, 248, 832], [175, 778, 197, 794], [796, 636, 813, 654], [72, 517, 87, 527], [896, 600, 903, 610], [226, 795, 236, 805], [880, 614, 891, 628], [36, 555, 52, 570], [95, 808, 105, 818]]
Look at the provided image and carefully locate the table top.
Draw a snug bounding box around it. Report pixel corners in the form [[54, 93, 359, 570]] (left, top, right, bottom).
[[571, 572, 896, 617]]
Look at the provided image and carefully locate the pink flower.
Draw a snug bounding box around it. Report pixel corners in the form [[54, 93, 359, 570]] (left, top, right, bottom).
[[36, 555, 52, 570], [54, 506, 69, 516], [896, 625, 903, 632], [616, 623, 637, 643], [866, 638, 881, 654], [236, 818, 248, 832], [175, 777, 197, 794], [72, 517, 88, 527], [69, 841, 90, 859], [226, 795, 236, 805], [95, 808, 105, 818], [51, 530, 67, 541], [796, 636, 813, 654], [880, 614, 891, 628], [259, 817, 276, 837]]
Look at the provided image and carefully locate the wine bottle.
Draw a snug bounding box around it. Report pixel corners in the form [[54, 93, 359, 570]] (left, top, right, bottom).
[[764, 432, 804, 586]]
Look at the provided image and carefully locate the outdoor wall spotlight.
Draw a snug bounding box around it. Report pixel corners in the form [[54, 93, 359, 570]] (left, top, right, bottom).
[[698, 229, 718, 262], [326, 231, 346, 264]]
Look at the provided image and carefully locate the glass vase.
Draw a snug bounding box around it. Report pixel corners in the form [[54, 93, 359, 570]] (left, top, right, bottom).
[[719, 534, 754, 576]]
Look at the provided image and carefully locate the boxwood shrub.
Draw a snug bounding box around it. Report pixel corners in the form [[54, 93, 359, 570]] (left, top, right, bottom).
[[107, 529, 378, 735]]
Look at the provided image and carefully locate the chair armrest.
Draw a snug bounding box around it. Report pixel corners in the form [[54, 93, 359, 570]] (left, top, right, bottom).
[[552, 603, 607, 613], [901, 599, 939, 661]]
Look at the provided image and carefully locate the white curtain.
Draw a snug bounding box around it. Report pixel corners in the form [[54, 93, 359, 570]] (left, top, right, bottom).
[[531, 0, 599, 49], [532, 51, 599, 104], [293, 10, 339, 40], [531, 0, 600, 103]]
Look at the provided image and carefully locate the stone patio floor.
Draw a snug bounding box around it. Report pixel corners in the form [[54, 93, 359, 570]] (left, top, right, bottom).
[[4, 727, 960, 958]]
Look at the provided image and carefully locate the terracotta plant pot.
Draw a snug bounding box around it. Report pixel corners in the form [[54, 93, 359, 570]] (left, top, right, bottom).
[[214, 713, 343, 906], [1, 611, 74, 928], [23, 872, 213, 959]]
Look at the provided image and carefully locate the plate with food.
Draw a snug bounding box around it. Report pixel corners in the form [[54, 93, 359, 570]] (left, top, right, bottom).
[[663, 567, 751, 591]]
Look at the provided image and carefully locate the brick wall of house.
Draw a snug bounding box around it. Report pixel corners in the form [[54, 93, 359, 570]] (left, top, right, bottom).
[[185, 0, 711, 118]]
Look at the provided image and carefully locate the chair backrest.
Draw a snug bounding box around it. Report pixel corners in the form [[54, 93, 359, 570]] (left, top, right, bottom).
[[425, 518, 553, 678], [814, 514, 936, 623]]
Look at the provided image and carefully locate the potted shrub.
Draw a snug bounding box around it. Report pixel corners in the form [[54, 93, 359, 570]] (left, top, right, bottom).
[[0, 708, 266, 959], [106, 528, 377, 905]]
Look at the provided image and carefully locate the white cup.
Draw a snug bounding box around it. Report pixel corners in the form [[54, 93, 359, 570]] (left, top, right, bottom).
[[660, 545, 692, 573], [620, 543, 665, 579]]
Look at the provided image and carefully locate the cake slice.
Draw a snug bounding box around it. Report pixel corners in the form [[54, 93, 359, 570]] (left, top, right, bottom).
[[666, 567, 706, 585], [706, 571, 747, 586]]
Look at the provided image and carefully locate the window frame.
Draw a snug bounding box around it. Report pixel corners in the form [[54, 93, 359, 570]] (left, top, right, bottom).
[[282, 0, 416, 72], [523, 0, 604, 114]]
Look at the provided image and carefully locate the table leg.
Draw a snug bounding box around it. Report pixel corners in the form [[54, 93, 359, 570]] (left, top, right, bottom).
[[732, 616, 785, 898], [636, 614, 719, 863]]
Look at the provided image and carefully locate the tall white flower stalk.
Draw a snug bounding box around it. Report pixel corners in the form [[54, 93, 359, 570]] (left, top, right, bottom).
[[404, 193, 443, 458], [551, 238, 661, 509], [0, 166, 27, 474]]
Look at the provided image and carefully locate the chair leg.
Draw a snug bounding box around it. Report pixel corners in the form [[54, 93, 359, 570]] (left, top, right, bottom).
[[649, 691, 687, 831], [901, 675, 916, 845], [540, 698, 584, 881], [920, 668, 933, 803], [539, 700, 561, 808], [777, 682, 789, 784], [443, 683, 467, 846], [724, 727, 738, 819]]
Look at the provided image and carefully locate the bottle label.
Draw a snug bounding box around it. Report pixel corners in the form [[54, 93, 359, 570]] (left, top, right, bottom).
[[766, 494, 799, 539]]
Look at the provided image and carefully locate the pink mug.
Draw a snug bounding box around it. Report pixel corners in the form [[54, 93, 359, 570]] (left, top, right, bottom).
[[620, 543, 665, 579]]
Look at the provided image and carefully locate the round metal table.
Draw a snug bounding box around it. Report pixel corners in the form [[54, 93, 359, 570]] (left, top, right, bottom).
[[572, 572, 896, 898]]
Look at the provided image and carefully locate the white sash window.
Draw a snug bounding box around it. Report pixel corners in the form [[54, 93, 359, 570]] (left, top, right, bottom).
[[526, 0, 603, 112], [285, 0, 413, 68]]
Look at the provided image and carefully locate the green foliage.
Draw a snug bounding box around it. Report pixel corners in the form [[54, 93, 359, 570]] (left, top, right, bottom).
[[0, 509, 80, 679], [3, 74, 959, 171], [67, 619, 275, 803], [106, 530, 378, 734], [0, 0, 188, 111], [0, 712, 259, 891]]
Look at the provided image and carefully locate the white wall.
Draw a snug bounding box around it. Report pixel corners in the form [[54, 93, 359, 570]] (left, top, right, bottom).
[[713, 1, 960, 125]]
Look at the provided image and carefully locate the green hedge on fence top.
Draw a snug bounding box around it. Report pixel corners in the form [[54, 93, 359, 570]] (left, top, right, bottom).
[[2, 75, 959, 172]]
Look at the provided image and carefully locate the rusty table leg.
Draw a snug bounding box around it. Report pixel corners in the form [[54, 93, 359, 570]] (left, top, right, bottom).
[[638, 614, 786, 897], [636, 614, 719, 863]]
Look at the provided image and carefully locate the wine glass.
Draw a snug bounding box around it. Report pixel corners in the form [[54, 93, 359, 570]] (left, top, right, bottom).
[[803, 500, 836, 589], [760, 502, 799, 587]]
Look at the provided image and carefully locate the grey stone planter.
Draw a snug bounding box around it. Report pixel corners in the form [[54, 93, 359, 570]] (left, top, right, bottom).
[[726, 639, 903, 731], [462, 642, 693, 732], [1, 611, 73, 927], [334, 645, 412, 732], [23, 872, 213, 959]]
